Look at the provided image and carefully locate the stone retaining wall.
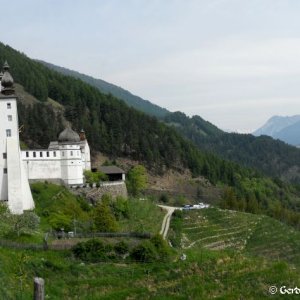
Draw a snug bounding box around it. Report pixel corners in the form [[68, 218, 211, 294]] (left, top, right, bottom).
[[92, 181, 128, 200]]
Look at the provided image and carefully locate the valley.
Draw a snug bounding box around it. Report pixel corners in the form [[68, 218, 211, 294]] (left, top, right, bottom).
[[0, 40, 300, 299]]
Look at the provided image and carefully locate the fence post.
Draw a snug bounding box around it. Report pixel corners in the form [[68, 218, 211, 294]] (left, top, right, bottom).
[[33, 277, 44, 300]]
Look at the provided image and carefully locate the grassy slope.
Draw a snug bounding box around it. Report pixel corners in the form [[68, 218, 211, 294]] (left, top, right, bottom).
[[32, 182, 164, 235], [0, 183, 300, 300], [0, 244, 299, 299], [1, 186, 300, 298]]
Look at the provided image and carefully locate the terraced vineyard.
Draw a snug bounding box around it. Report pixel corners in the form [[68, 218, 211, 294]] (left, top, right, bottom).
[[177, 208, 300, 269]]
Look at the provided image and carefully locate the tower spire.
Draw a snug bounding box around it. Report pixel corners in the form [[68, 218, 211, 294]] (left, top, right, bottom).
[[1, 61, 14, 95]]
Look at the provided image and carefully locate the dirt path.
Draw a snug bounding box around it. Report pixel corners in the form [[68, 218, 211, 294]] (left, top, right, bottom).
[[158, 205, 179, 239]]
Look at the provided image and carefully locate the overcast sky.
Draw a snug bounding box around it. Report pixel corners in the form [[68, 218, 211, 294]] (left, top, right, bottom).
[[2, 0, 300, 132]]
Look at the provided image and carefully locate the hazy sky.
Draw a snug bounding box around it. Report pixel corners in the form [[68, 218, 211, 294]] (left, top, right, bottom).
[[2, 0, 300, 132]]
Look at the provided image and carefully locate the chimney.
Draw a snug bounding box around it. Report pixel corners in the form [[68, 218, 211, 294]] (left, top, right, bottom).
[[79, 129, 86, 141]]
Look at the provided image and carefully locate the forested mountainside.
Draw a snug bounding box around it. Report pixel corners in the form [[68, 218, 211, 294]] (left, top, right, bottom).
[[1, 42, 300, 227], [38, 60, 300, 184], [37, 60, 170, 118], [0, 42, 245, 181], [164, 111, 300, 184]]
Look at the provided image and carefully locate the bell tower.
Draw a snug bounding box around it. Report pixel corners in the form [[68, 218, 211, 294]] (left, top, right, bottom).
[[0, 62, 34, 214]]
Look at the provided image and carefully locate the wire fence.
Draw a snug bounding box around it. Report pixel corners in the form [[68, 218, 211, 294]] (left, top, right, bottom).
[[0, 231, 151, 251], [48, 231, 151, 239], [0, 239, 45, 250]]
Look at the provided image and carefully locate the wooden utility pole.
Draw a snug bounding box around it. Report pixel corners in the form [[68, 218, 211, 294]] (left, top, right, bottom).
[[33, 277, 44, 300]]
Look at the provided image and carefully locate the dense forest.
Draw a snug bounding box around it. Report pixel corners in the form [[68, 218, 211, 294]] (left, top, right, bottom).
[[164, 111, 300, 184], [38, 60, 170, 118], [1, 42, 300, 227]]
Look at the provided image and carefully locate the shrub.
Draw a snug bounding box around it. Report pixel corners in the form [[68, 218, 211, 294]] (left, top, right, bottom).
[[9, 211, 40, 237], [76, 196, 91, 212], [114, 241, 129, 255], [126, 165, 148, 196], [112, 196, 129, 220], [172, 210, 183, 219], [174, 195, 186, 207], [169, 210, 183, 248], [159, 193, 169, 204], [130, 234, 171, 262], [49, 213, 72, 231], [72, 239, 107, 262], [130, 240, 158, 262], [72, 239, 119, 262], [93, 197, 119, 232], [84, 170, 108, 184], [150, 234, 172, 261]]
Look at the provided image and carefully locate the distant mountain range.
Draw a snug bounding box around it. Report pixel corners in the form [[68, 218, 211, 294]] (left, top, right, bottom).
[[253, 115, 300, 146], [37, 60, 170, 119]]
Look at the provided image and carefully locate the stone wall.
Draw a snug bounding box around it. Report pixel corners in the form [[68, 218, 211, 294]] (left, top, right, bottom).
[[92, 182, 128, 201], [73, 181, 128, 202]]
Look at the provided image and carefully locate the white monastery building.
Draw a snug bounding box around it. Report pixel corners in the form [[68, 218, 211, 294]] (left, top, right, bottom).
[[0, 62, 91, 214]]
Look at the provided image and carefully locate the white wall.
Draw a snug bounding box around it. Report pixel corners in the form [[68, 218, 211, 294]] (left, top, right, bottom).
[[80, 140, 91, 171], [21, 144, 86, 186], [60, 144, 83, 185], [7, 137, 34, 213], [22, 150, 61, 180], [0, 96, 18, 201]]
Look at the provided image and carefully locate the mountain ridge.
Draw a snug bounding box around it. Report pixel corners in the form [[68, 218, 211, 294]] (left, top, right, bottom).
[[37, 60, 170, 119], [254, 115, 300, 146]]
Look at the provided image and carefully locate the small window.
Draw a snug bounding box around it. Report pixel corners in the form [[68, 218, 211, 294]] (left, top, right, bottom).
[[6, 129, 11, 137], [46, 151, 49, 157], [53, 151, 56, 157], [3, 153, 7, 159], [62, 151, 64, 157], [33, 152, 36, 158], [7, 103, 11, 109], [26, 152, 29, 158], [7, 115, 12, 121], [40, 152, 43, 157], [70, 151, 73, 156], [3, 168, 7, 174]]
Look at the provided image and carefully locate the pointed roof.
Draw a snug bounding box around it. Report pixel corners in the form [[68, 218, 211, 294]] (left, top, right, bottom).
[[3, 60, 9, 71], [1, 61, 14, 95]]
